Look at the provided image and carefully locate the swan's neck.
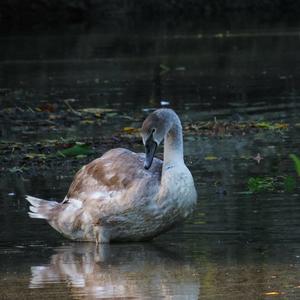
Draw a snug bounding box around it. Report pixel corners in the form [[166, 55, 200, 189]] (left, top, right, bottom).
[[163, 122, 184, 169]]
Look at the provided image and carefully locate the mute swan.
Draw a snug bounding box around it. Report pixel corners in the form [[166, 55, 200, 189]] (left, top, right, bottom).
[[26, 109, 197, 243]]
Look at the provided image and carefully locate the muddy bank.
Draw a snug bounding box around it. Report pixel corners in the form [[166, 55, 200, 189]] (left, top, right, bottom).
[[1, 102, 297, 177]]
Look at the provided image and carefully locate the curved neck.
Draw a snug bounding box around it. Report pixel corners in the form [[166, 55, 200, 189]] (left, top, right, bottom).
[[163, 120, 184, 168]]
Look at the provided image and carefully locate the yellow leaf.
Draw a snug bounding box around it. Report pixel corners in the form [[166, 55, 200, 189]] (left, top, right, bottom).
[[204, 155, 218, 161], [123, 127, 140, 134], [80, 119, 94, 125], [264, 291, 282, 296], [79, 108, 116, 114], [274, 123, 288, 129]]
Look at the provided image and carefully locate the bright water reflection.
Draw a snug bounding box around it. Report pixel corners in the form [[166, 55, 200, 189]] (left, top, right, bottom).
[[29, 243, 200, 299]]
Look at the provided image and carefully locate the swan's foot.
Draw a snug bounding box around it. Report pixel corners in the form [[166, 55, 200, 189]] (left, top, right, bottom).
[[94, 225, 110, 244]]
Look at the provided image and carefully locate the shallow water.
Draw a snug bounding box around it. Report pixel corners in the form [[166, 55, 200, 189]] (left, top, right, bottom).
[[1, 28, 300, 299]]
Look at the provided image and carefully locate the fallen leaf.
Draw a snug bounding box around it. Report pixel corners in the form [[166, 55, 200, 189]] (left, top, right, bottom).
[[9, 167, 23, 173], [80, 119, 95, 125], [123, 127, 140, 134], [79, 108, 116, 115], [25, 153, 47, 160], [263, 291, 283, 296], [256, 121, 272, 129], [204, 155, 218, 161], [38, 103, 55, 112], [107, 112, 118, 118], [273, 123, 289, 129], [234, 191, 253, 195], [57, 144, 92, 157], [76, 154, 88, 159]]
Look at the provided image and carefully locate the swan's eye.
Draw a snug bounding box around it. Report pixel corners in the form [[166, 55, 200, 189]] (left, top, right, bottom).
[[152, 128, 156, 133]]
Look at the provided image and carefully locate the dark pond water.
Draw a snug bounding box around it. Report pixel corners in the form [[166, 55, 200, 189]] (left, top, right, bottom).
[[1, 28, 300, 299]]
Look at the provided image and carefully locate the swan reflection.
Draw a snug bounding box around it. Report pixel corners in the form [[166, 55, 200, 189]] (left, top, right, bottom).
[[30, 243, 200, 299]]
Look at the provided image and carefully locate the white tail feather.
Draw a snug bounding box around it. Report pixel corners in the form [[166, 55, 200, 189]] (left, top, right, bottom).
[[26, 195, 50, 207], [28, 212, 46, 219], [26, 195, 59, 220], [29, 206, 39, 213]]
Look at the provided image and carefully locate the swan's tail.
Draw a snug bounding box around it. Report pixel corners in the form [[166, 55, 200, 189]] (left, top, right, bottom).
[[26, 195, 59, 220]]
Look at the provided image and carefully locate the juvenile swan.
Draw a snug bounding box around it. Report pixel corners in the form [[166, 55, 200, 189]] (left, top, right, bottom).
[[26, 109, 197, 243]]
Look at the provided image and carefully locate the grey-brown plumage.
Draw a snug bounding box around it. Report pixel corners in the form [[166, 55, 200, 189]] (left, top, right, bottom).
[[27, 109, 197, 243]]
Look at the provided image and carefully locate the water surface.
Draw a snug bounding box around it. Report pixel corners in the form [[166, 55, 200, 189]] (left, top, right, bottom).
[[1, 28, 300, 299]]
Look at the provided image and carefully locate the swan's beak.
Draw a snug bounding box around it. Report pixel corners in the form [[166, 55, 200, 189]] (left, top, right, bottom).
[[144, 136, 157, 170]]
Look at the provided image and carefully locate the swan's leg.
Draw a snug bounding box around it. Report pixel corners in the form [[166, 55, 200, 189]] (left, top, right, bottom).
[[94, 225, 110, 244]]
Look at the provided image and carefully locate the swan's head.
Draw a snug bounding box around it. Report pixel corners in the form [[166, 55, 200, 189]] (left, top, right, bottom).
[[141, 109, 174, 169]]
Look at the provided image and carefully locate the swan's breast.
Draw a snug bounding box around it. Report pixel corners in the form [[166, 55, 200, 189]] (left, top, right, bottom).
[[159, 165, 197, 218]]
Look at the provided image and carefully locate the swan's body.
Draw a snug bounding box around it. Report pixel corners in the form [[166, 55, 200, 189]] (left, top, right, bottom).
[[27, 109, 197, 243]]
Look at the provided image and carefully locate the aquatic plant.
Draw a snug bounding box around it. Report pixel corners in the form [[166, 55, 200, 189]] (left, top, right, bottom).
[[290, 154, 300, 176], [247, 175, 296, 193], [247, 177, 276, 193]]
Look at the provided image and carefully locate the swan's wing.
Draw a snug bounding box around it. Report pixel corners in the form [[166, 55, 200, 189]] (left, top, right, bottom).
[[65, 148, 162, 206], [41, 148, 162, 241]]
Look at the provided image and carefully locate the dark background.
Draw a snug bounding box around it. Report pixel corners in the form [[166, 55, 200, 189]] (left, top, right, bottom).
[[1, 0, 300, 33]]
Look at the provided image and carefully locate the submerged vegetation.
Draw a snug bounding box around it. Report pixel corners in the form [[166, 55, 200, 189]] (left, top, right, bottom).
[[290, 154, 300, 177], [247, 175, 296, 193], [246, 154, 300, 194]]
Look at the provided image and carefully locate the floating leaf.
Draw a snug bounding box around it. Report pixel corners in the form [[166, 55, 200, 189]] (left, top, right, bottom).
[[57, 144, 92, 157], [263, 291, 282, 296], [256, 122, 272, 129], [80, 119, 95, 125], [123, 127, 140, 134], [76, 154, 88, 159], [273, 123, 288, 129], [9, 167, 23, 173], [204, 155, 218, 161], [290, 154, 300, 176], [255, 122, 288, 130], [107, 112, 118, 118], [234, 191, 253, 195], [25, 153, 47, 160], [79, 108, 116, 115]]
